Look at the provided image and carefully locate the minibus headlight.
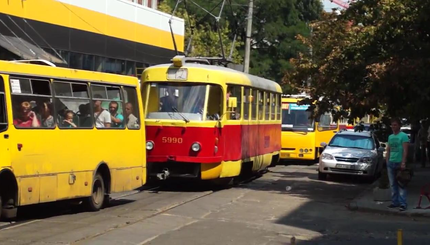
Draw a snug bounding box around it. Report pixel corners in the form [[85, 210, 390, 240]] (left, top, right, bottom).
[[146, 141, 154, 150], [191, 142, 201, 152]]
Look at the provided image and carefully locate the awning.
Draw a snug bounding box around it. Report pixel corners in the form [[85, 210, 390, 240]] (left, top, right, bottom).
[[0, 35, 67, 65]]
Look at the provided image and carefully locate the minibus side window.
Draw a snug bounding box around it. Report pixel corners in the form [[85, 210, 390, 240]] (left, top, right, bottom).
[[123, 86, 140, 129], [277, 94, 281, 120], [54, 81, 93, 129], [0, 77, 7, 132], [11, 77, 53, 129]]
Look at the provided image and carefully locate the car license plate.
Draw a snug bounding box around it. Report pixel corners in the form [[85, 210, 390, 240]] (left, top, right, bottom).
[[281, 153, 290, 158], [335, 164, 353, 169]]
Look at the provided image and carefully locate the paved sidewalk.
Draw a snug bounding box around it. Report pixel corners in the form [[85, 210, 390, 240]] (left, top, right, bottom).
[[348, 164, 430, 217]]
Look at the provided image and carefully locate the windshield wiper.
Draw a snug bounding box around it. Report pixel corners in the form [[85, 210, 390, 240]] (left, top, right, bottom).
[[172, 107, 189, 123]]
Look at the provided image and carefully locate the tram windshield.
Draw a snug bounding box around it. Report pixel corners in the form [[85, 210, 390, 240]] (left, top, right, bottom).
[[146, 82, 222, 121]]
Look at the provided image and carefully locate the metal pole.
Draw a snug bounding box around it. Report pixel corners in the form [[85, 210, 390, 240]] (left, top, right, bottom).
[[243, 0, 253, 73], [397, 229, 403, 245]]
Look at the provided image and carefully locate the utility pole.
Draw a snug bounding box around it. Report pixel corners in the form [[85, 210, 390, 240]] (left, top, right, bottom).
[[243, 0, 253, 74]]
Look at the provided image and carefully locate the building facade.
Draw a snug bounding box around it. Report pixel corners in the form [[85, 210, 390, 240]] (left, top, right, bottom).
[[0, 0, 184, 76]]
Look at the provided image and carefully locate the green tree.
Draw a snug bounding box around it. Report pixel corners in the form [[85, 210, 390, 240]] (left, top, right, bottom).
[[158, 0, 243, 63], [286, 0, 430, 121], [159, 0, 323, 87]]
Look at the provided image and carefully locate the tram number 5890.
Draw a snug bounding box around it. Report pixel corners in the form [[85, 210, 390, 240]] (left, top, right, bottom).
[[162, 137, 183, 144]]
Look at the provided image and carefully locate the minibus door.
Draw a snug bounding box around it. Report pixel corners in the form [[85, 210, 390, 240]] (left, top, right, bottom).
[[0, 75, 11, 167]]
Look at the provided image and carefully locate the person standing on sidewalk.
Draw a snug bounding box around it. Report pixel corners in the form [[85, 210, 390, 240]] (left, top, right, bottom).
[[386, 117, 410, 211]]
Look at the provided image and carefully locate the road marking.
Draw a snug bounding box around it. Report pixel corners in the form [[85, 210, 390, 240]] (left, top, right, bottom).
[[0, 220, 41, 231]]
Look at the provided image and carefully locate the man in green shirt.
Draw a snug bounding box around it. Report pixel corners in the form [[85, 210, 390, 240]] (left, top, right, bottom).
[[386, 117, 410, 211]]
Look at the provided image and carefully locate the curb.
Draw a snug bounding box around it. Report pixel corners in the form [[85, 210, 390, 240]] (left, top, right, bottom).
[[347, 176, 430, 218]]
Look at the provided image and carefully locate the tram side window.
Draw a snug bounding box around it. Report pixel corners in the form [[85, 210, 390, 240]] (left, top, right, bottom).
[[264, 92, 270, 120], [123, 86, 140, 129], [0, 77, 6, 132], [276, 94, 281, 120], [270, 93, 275, 120], [227, 85, 241, 120], [258, 90, 264, 120], [10, 77, 54, 128], [54, 81, 93, 128], [243, 87, 251, 120], [207, 85, 223, 121], [251, 89, 257, 120]]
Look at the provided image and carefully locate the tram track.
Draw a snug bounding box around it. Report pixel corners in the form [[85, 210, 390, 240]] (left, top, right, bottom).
[[0, 172, 264, 239]]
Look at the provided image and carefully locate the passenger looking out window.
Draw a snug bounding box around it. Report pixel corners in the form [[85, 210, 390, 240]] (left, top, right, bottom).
[[109, 101, 124, 128], [39, 101, 54, 128], [125, 102, 138, 128], [14, 101, 40, 128], [62, 110, 77, 128], [93, 94, 111, 128]]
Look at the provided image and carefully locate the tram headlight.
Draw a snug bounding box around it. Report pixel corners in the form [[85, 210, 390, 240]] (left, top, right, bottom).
[[191, 142, 201, 152], [304, 149, 309, 153], [146, 141, 154, 150]]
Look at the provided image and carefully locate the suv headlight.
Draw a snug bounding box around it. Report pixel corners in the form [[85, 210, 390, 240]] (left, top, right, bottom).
[[321, 153, 334, 160], [358, 157, 372, 163]]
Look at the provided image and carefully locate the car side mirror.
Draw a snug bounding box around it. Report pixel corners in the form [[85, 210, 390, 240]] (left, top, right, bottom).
[[320, 142, 327, 148]]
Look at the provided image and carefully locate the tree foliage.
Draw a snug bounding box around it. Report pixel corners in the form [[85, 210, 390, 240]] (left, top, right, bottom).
[[285, 0, 430, 122], [159, 0, 322, 88], [158, 0, 243, 64]]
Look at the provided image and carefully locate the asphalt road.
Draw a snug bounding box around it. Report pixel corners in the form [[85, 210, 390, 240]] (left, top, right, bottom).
[[0, 163, 428, 245]]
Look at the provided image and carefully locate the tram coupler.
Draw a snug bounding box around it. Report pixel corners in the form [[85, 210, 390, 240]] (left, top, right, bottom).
[[156, 168, 170, 180]]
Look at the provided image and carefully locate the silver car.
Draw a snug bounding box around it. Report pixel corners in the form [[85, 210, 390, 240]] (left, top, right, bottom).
[[318, 131, 384, 180]]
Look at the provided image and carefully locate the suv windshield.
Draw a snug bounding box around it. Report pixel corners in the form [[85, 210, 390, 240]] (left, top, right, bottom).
[[281, 102, 314, 131], [329, 134, 375, 150]]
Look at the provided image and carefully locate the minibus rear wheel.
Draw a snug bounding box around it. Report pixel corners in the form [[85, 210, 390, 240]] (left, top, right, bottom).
[[86, 173, 105, 211]]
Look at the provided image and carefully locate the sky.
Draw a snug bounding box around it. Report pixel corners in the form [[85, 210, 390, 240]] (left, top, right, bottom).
[[322, 0, 341, 12]]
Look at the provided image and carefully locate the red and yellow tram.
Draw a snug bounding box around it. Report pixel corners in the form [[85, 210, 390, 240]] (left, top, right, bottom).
[[141, 56, 282, 184]]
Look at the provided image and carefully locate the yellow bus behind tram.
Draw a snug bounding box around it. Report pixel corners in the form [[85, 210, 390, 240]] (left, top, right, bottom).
[[280, 93, 339, 161], [0, 60, 146, 220]]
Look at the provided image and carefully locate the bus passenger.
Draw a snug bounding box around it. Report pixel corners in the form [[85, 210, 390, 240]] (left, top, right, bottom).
[[109, 101, 124, 128], [14, 101, 40, 127], [62, 110, 77, 128], [125, 102, 138, 128], [39, 101, 54, 128], [93, 95, 111, 128]]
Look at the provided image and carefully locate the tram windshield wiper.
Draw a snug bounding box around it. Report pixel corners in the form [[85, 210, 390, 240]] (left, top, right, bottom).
[[172, 107, 189, 123]]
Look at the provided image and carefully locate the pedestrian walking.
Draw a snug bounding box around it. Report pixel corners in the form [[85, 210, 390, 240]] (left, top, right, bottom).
[[386, 117, 410, 211]]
